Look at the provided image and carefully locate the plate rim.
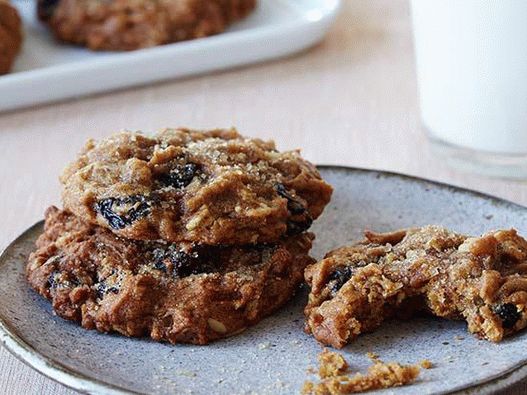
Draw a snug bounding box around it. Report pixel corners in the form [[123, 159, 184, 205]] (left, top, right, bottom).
[[1, 165, 526, 395]]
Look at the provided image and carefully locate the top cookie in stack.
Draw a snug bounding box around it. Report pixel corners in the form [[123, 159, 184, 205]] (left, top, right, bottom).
[[60, 127, 333, 245]]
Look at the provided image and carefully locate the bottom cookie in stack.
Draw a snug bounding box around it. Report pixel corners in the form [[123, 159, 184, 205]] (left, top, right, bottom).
[[27, 206, 315, 344]]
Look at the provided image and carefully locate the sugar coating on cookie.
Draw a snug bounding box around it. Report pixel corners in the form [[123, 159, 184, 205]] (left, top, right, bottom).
[[0, 0, 22, 74], [38, 0, 256, 51], [60, 128, 332, 245], [27, 207, 315, 344], [305, 226, 527, 348]]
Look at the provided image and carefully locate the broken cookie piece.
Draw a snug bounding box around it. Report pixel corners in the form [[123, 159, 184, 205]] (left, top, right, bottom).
[[305, 226, 527, 348]]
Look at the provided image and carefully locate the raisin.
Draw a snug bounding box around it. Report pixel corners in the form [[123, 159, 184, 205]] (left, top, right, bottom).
[[37, 0, 59, 20], [494, 303, 521, 329], [168, 247, 216, 278], [286, 217, 313, 235], [287, 200, 306, 215], [95, 198, 127, 229], [95, 282, 120, 299], [95, 284, 104, 299], [159, 163, 199, 189], [328, 266, 355, 294], [94, 195, 151, 230], [149, 245, 218, 278], [275, 183, 306, 215], [47, 272, 58, 289], [151, 248, 168, 272], [69, 277, 80, 287], [47, 272, 79, 289], [169, 250, 200, 277], [275, 183, 312, 234], [128, 198, 151, 222]]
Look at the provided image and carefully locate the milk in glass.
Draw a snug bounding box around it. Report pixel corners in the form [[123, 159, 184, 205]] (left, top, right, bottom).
[[411, 0, 527, 157]]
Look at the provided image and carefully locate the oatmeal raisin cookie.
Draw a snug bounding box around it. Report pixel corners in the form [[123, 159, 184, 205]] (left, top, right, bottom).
[[38, 0, 256, 51]]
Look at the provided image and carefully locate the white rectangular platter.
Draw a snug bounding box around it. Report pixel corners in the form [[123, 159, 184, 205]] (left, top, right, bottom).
[[1, 0, 341, 112]]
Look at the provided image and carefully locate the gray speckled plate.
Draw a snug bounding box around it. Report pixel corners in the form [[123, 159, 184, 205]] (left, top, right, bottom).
[[1, 166, 527, 395]]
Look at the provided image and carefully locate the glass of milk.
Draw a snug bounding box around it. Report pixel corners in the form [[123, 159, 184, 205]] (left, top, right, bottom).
[[411, 0, 527, 178]]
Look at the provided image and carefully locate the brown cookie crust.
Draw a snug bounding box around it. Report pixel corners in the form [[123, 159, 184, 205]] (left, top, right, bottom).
[[60, 128, 332, 245], [27, 207, 315, 344], [38, 0, 256, 51], [0, 0, 22, 74], [305, 226, 527, 348]]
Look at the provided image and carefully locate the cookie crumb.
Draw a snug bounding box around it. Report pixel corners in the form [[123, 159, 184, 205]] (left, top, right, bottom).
[[318, 349, 349, 378], [176, 369, 197, 378], [420, 359, 433, 369], [302, 381, 315, 394], [366, 352, 379, 362], [303, 350, 421, 394]]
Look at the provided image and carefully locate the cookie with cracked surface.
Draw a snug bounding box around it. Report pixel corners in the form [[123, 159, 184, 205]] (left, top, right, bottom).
[[27, 206, 315, 344], [60, 128, 332, 245], [0, 0, 22, 74], [37, 0, 256, 51], [305, 226, 527, 348]]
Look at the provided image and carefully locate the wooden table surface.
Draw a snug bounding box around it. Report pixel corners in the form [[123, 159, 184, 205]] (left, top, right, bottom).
[[1, 1, 526, 393]]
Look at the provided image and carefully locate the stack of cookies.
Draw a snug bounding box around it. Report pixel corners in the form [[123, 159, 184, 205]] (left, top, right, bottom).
[[27, 128, 333, 344]]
